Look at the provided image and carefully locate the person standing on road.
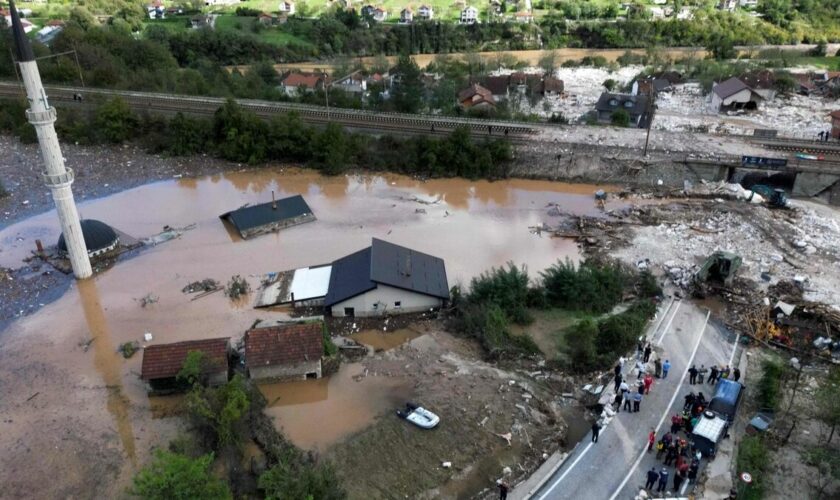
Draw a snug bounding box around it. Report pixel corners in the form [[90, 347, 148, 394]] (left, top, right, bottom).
[[623, 391, 633, 412], [663, 359, 671, 378], [636, 359, 646, 379], [615, 362, 622, 378], [683, 393, 695, 412], [498, 480, 509, 500], [644, 373, 654, 394], [591, 420, 601, 443], [645, 467, 659, 491], [733, 367, 741, 382], [689, 365, 698, 384], [674, 466, 685, 492], [657, 468, 670, 493], [697, 365, 707, 384], [620, 379, 629, 395], [655, 358, 662, 378], [664, 442, 678, 466], [633, 391, 643, 412], [671, 413, 682, 434], [688, 459, 699, 483], [614, 372, 623, 393], [644, 344, 653, 363], [648, 429, 656, 452], [637, 338, 645, 359], [708, 365, 719, 385], [721, 365, 731, 379]]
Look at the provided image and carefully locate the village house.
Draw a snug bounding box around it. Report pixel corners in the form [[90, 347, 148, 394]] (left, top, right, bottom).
[[631, 77, 671, 96], [792, 74, 817, 95], [831, 110, 840, 139], [244, 323, 323, 381], [675, 6, 694, 19], [417, 5, 434, 20], [649, 6, 666, 19], [1, 9, 34, 32], [279, 72, 329, 96], [36, 20, 64, 45], [400, 7, 413, 23], [367, 7, 387, 21], [147, 0, 165, 19], [333, 70, 368, 94], [278, 0, 295, 15], [514, 11, 534, 23], [141, 338, 229, 394], [324, 238, 449, 317], [739, 70, 777, 100], [220, 193, 316, 239], [460, 6, 479, 24], [709, 77, 763, 112], [538, 76, 564, 96], [258, 12, 277, 26], [482, 75, 511, 102], [595, 92, 651, 128], [718, 0, 737, 11], [739, 0, 758, 7], [457, 83, 496, 111]]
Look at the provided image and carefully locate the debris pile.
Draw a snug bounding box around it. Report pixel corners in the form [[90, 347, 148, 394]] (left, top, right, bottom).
[[225, 275, 251, 300], [182, 279, 220, 294]]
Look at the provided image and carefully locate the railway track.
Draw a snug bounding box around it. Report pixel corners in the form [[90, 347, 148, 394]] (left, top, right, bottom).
[[0, 81, 540, 141], [752, 137, 840, 157]]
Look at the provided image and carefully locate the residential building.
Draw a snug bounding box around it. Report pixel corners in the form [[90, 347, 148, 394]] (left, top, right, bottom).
[[676, 6, 694, 19], [141, 338, 229, 394], [514, 11, 534, 23], [371, 7, 387, 21], [739, 70, 777, 100], [417, 5, 434, 20], [147, 0, 165, 19], [400, 7, 413, 23], [324, 238, 449, 317], [279, 72, 328, 96], [709, 77, 763, 112], [792, 73, 816, 95], [278, 1, 295, 14], [481, 75, 511, 102], [457, 83, 497, 111], [244, 323, 323, 381], [649, 6, 665, 19], [718, 0, 737, 11], [219, 193, 316, 239], [36, 21, 65, 45], [594, 92, 651, 128], [460, 6, 479, 24], [831, 110, 840, 139], [256, 264, 332, 308], [739, 0, 758, 7], [631, 77, 671, 96], [333, 70, 368, 94], [538, 76, 564, 96]]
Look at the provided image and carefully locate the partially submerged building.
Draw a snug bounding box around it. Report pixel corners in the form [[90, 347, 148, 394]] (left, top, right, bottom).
[[255, 264, 332, 308], [140, 338, 229, 393], [709, 77, 763, 112], [324, 238, 449, 317], [220, 194, 315, 239], [245, 323, 323, 381], [57, 219, 119, 259]]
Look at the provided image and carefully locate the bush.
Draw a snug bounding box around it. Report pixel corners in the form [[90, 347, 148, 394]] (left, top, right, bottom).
[[453, 303, 539, 359], [259, 458, 345, 500], [736, 435, 769, 500], [95, 97, 136, 143], [322, 323, 338, 356], [467, 262, 533, 325], [757, 358, 785, 411], [564, 318, 598, 371], [603, 78, 617, 91], [185, 374, 250, 449], [611, 109, 630, 127], [131, 450, 231, 500], [540, 259, 628, 313], [637, 270, 663, 298]]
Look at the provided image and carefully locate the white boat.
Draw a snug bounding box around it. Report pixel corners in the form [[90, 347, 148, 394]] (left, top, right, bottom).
[[396, 402, 440, 429]]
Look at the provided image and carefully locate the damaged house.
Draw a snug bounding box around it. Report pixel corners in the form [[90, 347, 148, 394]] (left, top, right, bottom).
[[324, 238, 449, 317], [244, 322, 323, 381], [140, 338, 230, 394], [709, 77, 763, 113], [220, 193, 315, 239]]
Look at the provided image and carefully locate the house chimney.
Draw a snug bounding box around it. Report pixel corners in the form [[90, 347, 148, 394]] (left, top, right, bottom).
[[271, 190, 277, 210]]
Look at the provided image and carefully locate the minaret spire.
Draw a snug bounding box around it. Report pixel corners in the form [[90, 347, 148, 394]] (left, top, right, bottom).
[[10, 0, 93, 279]]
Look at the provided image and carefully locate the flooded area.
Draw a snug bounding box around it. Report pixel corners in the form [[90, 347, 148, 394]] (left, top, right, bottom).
[[350, 328, 422, 352], [259, 363, 414, 452], [0, 167, 615, 497]]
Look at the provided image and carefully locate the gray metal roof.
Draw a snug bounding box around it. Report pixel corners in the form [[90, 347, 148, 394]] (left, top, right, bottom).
[[712, 77, 752, 99], [219, 194, 313, 236], [324, 238, 449, 306]]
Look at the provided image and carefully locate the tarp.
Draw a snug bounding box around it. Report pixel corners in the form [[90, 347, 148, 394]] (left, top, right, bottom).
[[708, 379, 743, 420]]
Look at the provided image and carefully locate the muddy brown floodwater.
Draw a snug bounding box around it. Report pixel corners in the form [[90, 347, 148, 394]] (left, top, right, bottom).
[[0, 167, 616, 498]]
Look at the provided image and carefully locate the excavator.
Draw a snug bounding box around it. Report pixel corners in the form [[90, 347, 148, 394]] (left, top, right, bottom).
[[747, 185, 788, 208]]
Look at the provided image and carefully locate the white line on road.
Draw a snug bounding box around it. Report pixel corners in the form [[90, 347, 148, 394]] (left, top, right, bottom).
[[650, 298, 675, 338], [535, 442, 595, 500], [607, 310, 711, 500], [728, 333, 741, 367], [655, 300, 682, 346]]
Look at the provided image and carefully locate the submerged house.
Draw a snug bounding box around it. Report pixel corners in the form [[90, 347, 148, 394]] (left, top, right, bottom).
[[245, 323, 323, 381], [220, 194, 315, 239], [141, 338, 229, 393], [324, 238, 449, 317], [255, 264, 333, 308]]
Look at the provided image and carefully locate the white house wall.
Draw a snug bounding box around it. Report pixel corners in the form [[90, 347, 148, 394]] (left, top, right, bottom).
[[722, 88, 753, 106], [330, 283, 443, 317]]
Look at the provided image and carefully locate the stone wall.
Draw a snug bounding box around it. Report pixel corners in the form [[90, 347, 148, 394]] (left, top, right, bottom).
[[249, 359, 322, 381]]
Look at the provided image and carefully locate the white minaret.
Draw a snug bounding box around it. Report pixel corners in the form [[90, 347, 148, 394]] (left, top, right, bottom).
[[10, 1, 92, 279]]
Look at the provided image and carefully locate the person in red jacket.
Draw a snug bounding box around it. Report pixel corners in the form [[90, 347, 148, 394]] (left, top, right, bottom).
[[648, 428, 656, 452]]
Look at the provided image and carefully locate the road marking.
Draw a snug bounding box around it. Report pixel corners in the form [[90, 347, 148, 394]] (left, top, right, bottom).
[[535, 442, 595, 500], [655, 300, 682, 346], [680, 477, 690, 495], [650, 297, 675, 338], [607, 310, 711, 500], [728, 333, 741, 367]]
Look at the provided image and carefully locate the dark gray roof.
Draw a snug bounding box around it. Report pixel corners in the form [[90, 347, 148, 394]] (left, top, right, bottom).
[[9, 0, 34, 62], [712, 77, 751, 99], [57, 219, 118, 253], [220, 194, 312, 236], [595, 92, 649, 115], [652, 78, 671, 92], [324, 239, 449, 306]]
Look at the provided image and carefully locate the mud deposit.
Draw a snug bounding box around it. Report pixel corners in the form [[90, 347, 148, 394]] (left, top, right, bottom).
[[0, 168, 608, 498]]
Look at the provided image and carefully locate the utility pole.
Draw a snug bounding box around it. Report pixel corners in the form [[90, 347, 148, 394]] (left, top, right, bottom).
[[643, 88, 656, 157]]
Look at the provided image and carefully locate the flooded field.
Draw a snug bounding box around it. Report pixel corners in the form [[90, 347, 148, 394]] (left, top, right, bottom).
[[0, 167, 614, 497]]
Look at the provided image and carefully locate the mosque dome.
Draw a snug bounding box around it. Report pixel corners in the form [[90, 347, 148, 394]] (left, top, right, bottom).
[[57, 219, 119, 257]]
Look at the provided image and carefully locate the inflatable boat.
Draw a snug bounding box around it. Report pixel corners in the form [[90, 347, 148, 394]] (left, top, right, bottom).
[[396, 402, 440, 429]]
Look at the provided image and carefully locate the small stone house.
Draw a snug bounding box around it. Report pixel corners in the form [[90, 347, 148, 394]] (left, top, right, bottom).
[[141, 338, 229, 394], [245, 323, 324, 381]]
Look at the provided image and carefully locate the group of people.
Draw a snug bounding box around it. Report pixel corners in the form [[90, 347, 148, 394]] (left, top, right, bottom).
[[817, 130, 834, 142], [687, 363, 740, 385], [642, 394, 706, 494]]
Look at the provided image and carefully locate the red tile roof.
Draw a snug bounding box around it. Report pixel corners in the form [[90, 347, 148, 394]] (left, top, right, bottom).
[[141, 338, 228, 380], [831, 110, 840, 119], [282, 72, 325, 89], [245, 323, 323, 368]]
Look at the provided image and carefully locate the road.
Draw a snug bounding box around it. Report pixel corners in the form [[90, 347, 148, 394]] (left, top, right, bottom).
[[517, 299, 741, 500]]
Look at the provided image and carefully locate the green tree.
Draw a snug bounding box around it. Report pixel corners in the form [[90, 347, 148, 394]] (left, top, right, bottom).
[[177, 351, 209, 387], [259, 458, 345, 500], [610, 109, 630, 127], [185, 374, 250, 448], [814, 368, 840, 443], [707, 35, 737, 61], [564, 318, 598, 371], [538, 51, 558, 74], [131, 450, 231, 500], [212, 99, 268, 164], [312, 123, 348, 175], [95, 97, 135, 143], [603, 78, 617, 91], [391, 54, 424, 113]]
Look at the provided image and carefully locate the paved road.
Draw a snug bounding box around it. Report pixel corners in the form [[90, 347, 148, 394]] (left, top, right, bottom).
[[521, 299, 740, 500]]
